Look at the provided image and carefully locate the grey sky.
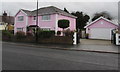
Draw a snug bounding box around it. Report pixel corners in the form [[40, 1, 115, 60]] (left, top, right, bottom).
[[1, 2, 118, 21]]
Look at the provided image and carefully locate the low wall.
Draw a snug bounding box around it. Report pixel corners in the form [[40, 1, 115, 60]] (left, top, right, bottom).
[[2, 36, 74, 45], [38, 36, 73, 44]]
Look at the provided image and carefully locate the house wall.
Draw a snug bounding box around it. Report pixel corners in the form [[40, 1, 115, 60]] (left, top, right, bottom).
[[86, 19, 118, 33], [14, 10, 27, 34], [88, 19, 118, 28], [85, 19, 118, 40], [15, 10, 76, 34], [57, 14, 76, 31], [28, 14, 56, 30]]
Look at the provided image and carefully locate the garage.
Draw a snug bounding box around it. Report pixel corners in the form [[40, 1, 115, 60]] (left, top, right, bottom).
[[84, 17, 118, 40], [90, 28, 114, 40]]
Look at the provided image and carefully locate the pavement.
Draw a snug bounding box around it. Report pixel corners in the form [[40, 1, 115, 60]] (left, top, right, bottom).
[[72, 39, 119, 54], [2, 39, 119, 54]]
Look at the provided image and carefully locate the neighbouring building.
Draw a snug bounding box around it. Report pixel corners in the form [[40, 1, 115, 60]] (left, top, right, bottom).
[[0, 11, 14, 30], [14, 6, 77, 34], [84, 17, 118, 40]]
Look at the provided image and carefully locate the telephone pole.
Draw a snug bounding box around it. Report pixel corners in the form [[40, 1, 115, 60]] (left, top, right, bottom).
[[36, 0, 38, 42]]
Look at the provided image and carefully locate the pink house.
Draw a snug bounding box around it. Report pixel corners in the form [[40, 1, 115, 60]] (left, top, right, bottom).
[[84, 17, 118, 40], [14, 6, 77, 34]]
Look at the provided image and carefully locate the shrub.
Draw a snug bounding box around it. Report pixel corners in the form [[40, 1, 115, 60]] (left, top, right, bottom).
[[15, 31, 26, 40], [64, 29, 74, 36], [2, 30, 13, 40], [85, 33, 89, 39], [38, 30, 55, 38], [58, 19, 70, 30]]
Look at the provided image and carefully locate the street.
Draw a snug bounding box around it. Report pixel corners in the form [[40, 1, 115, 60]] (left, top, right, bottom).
[[2, 42, 118, 70]]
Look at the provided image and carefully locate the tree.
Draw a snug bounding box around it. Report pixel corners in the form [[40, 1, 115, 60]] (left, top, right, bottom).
[[2, 11, 13, 30], [71, 11, 90, 31], [58, 19, 70, 36], [64, 8, 69, 13], [92, 11, 113, 21], [58, 19, 70, 30]]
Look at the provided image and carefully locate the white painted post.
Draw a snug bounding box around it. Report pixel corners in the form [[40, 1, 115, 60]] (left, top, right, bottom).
[[116, 33, 120, 45], [73, 32, 77, 45], [55, 14, 58, 36]]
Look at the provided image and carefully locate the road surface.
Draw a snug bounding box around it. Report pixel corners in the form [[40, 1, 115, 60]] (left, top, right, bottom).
[[2, 42, 119, 70]]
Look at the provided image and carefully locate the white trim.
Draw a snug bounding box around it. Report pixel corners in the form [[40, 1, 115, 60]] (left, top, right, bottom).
[[41, 20, 51, 21], [26, 16, 28, 26], [55, 14, 58, 35], [40, 27, 51, 28], [21, 9, 28, 16], [116, 33, 120, 45], [73, 32, 77, 45], [84, 16, 118, 28], [15, 9, 27, 17]]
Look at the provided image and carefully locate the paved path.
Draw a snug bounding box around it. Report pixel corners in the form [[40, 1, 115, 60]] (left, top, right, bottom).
[[72, 39, 119, 54], [3, 40, 119, 54], [2, 42, 118, 70], [80, 39, 112, 45]]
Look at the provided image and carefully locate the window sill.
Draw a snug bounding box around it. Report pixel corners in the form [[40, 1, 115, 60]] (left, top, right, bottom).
[[41, 20, 51, 21]]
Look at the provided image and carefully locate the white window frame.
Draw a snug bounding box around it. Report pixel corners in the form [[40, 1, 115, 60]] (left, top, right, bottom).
[[101, 21, 103, 24], [42, 15, 51, 21], [17, 28, 23, 32], [17, 16, 24, 22]]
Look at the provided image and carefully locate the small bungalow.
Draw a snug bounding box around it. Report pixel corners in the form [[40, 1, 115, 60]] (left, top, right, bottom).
[[14, 6, 77, 34], [84, 17, 118, 40]]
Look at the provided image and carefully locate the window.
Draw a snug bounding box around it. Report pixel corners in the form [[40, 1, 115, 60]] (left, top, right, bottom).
[[101, 21, 103, 24], [42, 15, 50, 21], [17, 28, 23, 31], [33, 16, 36, 20], [18, 16, 24, 21]]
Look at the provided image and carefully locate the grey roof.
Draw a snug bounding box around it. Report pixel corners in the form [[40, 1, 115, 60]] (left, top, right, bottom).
[[21, 6, 77, 18], [21, 9, 32, 16]]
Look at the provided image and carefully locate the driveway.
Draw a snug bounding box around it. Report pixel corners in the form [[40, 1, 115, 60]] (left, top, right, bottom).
[[80, 39, 112, 45], [72, 39, 119, 53]]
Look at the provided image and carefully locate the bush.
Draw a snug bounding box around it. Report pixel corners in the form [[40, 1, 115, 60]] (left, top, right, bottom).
[[15, 31, 26, 40], [38, 30, 55, 38], [64, 29, 74, 36], [58, 19, 70, 30], [85, 33, 89, 39], [2, 30, 13, 40]]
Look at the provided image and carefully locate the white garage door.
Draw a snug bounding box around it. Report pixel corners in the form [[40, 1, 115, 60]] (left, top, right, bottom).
[[90, 28, 114, 40]]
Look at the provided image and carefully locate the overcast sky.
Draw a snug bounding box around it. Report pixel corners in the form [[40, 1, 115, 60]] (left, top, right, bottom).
[[0, 0, 119, 21]]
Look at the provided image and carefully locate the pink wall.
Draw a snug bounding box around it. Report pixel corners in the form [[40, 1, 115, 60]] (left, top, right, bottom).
[[28, 14, 56, 30], [57, 14, 76, 31], [87, 19, 118, 28], [39, 14, 56, 30], [86, 19, 118, 35], [14, 10, 27, 34]]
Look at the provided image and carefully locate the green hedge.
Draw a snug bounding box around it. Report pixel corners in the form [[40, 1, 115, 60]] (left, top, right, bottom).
[[2, 30, 14, 41], [38, 30, 55, 38]]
